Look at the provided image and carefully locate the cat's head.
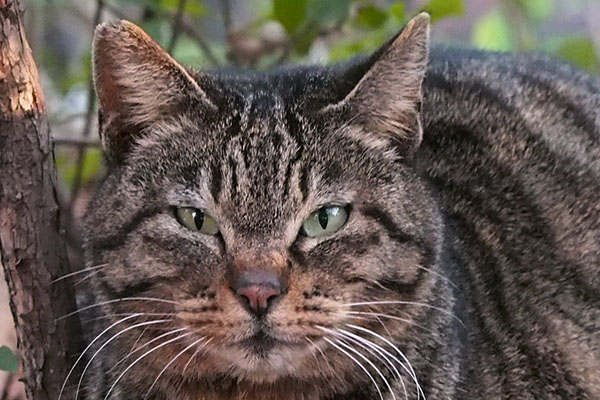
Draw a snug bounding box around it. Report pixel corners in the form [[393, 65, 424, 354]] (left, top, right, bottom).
[[85, 13, 441, 394]]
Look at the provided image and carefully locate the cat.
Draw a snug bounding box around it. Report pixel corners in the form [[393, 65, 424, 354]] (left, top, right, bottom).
[[69, 12, 600, 400]]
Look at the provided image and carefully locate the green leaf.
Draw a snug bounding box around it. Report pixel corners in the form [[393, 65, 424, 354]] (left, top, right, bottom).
[[517, 0, 555, 22], [140, 18, 168, 46], [422, 0, 464, 22], [173, 37, 209, 67], [328, 30, 389, 62], [294, 30, 319, 55], [472, 10, 514, 51], [0, 346, 18, 374], [273, 0, 308, 34], [553, 35, 598, 71], [159, 0, 207, 16], [306, 0, 352, 27], [356, 5, 389, 29], [389, 1, 406, 21]]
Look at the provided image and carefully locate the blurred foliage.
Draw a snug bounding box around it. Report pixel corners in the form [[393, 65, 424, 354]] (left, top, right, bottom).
[[35, 0, 598, 192], [55, 147, 103, 191], [0, 346, 18, 374], [472, 0, 599, 73]]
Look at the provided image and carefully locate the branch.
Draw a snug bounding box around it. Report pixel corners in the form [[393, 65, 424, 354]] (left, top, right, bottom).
[[0, 2, 83, 399], [179, 15, 220, 65], [167, 0, 186, 53], [53, 136, 101, 147], [220, 0, 232, 35], [69, 0, 103, 209], [103, 2, 220, 65]]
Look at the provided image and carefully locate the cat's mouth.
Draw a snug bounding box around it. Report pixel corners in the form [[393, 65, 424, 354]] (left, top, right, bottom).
[[240, 330, 277, 356], [236, 329, 303, 356], [216, 329, 317, 382]]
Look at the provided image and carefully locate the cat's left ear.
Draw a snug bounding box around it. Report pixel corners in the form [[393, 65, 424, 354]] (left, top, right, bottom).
[[327, 13, 430, 155]]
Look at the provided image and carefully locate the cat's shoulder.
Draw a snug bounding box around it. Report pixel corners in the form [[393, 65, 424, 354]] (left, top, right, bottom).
[[426, 45, 600, 96]]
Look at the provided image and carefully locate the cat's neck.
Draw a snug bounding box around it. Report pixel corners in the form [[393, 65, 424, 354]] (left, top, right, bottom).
[[408, 210, 472, 398]]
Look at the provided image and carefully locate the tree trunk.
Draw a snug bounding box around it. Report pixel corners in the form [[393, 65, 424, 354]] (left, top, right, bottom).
[[0, 1, 82, 399]]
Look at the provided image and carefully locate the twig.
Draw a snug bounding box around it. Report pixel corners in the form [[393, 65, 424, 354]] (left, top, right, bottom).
[[0, 372, 13, 400], [276, 19, 346, 66], [180, 15, 220, 65], [220, 0, 240, 65], [69, 0, 104, 210], [167, 0, 186, 53], [49, 112, 87, 126], [52, 136, 101, 147], [220, 0, 232, 34], [103, 2, 219, 65]]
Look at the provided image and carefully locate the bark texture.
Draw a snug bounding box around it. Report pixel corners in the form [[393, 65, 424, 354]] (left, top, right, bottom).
[[0, 1, 82, 399]]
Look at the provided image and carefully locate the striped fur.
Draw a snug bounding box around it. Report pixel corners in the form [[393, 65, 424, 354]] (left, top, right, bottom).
[[76, 14, 599, 400]]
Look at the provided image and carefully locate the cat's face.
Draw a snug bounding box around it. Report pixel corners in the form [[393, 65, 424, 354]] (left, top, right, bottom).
[[85, 14, 440, 394]]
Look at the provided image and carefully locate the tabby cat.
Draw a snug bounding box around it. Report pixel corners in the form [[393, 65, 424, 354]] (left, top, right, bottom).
[[68, 13, 600, 400]]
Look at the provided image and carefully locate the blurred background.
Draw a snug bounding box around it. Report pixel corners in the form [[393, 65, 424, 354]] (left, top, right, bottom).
[[1, 0, 599, 397]]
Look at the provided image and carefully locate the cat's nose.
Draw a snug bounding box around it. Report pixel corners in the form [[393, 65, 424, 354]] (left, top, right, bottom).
[[231, 272, 284, 316]]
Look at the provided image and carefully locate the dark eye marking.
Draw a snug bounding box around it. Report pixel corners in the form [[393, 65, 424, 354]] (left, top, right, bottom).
[[101, 278, 158, 299], [298, 164, 311, 202], [360, 205, 417, 244], [210, 163, 223, 201], [95, 207, 163, 251]]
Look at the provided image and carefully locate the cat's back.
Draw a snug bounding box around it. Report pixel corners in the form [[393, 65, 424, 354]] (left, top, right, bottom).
[[420, 47, 600, 398]]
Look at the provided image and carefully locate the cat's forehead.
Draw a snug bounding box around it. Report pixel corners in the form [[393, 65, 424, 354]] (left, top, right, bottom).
[[207, 65, 343, 115]]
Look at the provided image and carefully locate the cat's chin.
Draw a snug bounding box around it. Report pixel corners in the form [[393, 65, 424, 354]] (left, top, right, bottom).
[[207, 340, 316, 383]]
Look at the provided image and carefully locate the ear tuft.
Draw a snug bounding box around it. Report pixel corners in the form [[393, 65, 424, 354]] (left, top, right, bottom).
[[327, 13, 431, 156], [92, 20, 213, 163]]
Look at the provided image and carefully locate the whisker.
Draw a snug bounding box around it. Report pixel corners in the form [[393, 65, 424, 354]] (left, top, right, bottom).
[[413, 264, 459, 290], [51, 263, 108, 283], [346, 324, 425, 400], [78, 312, 177, 327], [339, 311, 443, 344], [58, 313, 143, 400], [335, 328, 413, 400], [75, 319, 172, 400], [340, 301, 464, 328], [56, 297, 180, 322], [304, 337, 322, 369], [103, 332, 192, 400], [128, 328, 151, 359], [74, 270, 103, 286], [305, 336, 337, 380], [373, 314, 395, 341], [132, 328, 149, 348], [322, 337, 384, 400], [322, 328, 394, 400], [108, 328, 189, 374], [335, 338, 395, 400], [181, 337, 213, 376], [143, 336, 207, 399]]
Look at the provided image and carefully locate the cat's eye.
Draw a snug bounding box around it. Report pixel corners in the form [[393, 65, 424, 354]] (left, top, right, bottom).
[[301, 206, 349, 238], [175, 207, 219, 235]]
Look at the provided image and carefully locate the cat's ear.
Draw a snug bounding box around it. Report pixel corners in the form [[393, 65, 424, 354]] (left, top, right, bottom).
[[327, 13, 430, 156], [93, 20, 214, 163]]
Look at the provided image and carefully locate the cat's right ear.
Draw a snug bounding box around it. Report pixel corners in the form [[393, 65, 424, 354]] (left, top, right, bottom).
[[93, 20, 215, 163]]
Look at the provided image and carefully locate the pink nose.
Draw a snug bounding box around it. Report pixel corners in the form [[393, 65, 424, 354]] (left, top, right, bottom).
[[236, 285, 282, 316], [231, 271, 284, 316]]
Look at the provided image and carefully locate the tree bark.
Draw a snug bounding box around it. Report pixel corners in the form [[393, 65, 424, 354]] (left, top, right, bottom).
[[0, 1, 82, 399]]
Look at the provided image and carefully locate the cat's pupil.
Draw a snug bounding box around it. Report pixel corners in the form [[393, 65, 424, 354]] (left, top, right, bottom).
[[318, 209, 328, 229], [193, 210, 204, 229]]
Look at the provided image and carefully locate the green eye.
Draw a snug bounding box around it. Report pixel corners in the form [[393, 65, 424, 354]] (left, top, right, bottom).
[[175, 207, 219, 235], [301, 206, 349, 238]]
